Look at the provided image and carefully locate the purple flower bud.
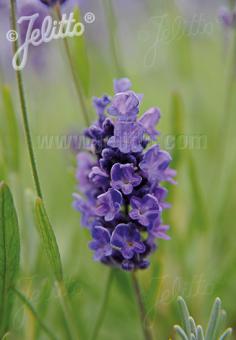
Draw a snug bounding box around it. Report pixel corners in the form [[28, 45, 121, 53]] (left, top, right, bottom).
[[107, 91, 140, 121], [93, 95, 111, 124], [114, 78, 132, 93]]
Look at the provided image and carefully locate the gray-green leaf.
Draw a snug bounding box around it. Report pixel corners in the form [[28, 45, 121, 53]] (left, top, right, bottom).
[[177, 296, 192, 338], [34, 197, 63, 282], [205, 297, 221, 340], [0, 182, 20, 337]]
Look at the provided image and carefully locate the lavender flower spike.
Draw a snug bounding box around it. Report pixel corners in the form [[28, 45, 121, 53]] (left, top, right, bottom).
[[73, 78, 176, 271]]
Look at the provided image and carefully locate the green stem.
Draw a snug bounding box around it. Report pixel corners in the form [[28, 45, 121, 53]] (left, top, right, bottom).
[[10, 0, 43, 199], [90, 269, 114, 340], [131, 272, 153, 340], [56, 281, 79, 340], [13, 287, 57, 340], [54, 4, 90, 126], [104, 0, 125, 77], [10, 2, 79, 339]]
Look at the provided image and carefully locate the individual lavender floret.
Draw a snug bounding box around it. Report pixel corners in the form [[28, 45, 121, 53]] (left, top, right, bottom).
[[129, 194, 160, 228], [111, 163, 142, 195], [89, 227, 112, 261], [111, 223, 145, 260], [73, 78, 176, 271], [95, 188, 122, 222]]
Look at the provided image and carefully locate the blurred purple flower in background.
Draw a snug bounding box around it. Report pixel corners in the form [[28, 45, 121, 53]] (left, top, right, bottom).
[[39, 0, 67, 7], [219, 6, 236, 28], [73, 78, 176, 271]]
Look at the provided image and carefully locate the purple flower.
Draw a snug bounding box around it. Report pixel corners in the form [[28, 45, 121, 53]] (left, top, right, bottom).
[[111, 224, 145, 259], [114, 78, 132, 93], [129, 194, 160, 227], [111, 163, 142, 195], [76, 152, 94, 194], [139, 145, 172, 183], [73, 78, 175, 271], [139, 107, 160, 140], [150, 224, 170, 240], [89, 226, 112, 260], [107, 91, 139, 121], [152, 186, 170, 209], [39, 0, 67, 7], [89, 166, 109, 188], [108, 121, 144, 153], [96, 188, 122, 221], [73, 194, 95, 228], [219, 6, 236, 28], [93, 95, 111, 123]]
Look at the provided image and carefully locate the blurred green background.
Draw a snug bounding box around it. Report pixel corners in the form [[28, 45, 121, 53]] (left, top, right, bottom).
[[0, 0, 236, 339]]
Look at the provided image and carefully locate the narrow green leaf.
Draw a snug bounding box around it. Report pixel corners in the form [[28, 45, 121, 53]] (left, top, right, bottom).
[[13, 287, 57, 340], [196, 325, 204, 340], [205, 298, 221, 340], [170, 91, 185, 169], [1, 85, 20, 172], [174, 325, 188, 340], [177, 296, 192, 338], [0, 182, 20, 337], [213, 309, 227, 338], [189, 317, 197, 337], [70, 6, 90, 97], [34, 197, 63, 282], [219, 328, 233, 339]]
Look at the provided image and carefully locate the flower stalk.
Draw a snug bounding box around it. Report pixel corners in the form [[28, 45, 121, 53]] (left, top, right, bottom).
[[10, 1, 78, 338], [10, 0, 43, 199], [90, 269, 114, 340], [131, 272, 153, 340], [53, 3, 90, 126]]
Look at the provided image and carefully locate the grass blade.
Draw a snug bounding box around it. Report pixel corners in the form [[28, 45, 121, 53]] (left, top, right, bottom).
[[34, 197, 63, 282], [0, 182, 20, 337], [177, 296, 192, 338], [13, 287, 57, 340], [205, 297, 221, 340]]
